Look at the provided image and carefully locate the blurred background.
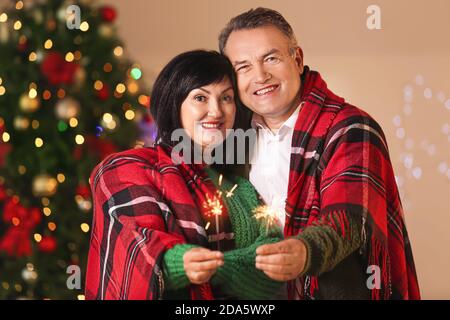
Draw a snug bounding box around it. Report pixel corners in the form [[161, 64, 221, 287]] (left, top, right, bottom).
[[0, 0, 449, 299]]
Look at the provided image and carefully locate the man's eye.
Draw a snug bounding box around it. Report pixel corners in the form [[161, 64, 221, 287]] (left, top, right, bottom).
[[265, 56, 280, 63], [194, 95, 206, 102], [236, 65, 249, 73]]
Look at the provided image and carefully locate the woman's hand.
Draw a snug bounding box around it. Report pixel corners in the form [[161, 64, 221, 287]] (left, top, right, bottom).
[[184, 247, 224, 284]]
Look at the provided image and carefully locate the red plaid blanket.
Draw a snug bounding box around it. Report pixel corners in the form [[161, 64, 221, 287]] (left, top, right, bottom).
[[285, 67, 420, 299]]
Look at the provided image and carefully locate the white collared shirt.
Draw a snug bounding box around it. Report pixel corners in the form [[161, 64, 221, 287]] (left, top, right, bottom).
[[249, 103, 303, 229]]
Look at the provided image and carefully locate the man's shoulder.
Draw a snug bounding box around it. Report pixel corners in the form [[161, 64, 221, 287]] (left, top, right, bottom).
[[330, 103, 383, 133]]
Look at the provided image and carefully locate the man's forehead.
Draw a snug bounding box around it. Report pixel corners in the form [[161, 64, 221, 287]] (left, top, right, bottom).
[[224, 27, 291, 61]]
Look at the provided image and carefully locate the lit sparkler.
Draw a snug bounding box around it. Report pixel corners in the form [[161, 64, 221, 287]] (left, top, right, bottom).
[[202, 174, 238, 250], [253, 205, 283, 235]]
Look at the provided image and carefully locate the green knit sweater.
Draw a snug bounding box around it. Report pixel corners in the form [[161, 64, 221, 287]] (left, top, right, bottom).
[[162, 168, 284, 300]]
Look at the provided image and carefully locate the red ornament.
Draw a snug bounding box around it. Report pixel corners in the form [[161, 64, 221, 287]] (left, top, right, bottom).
[[96, 84, 110, 100], [41, 51, 79, 86], [38, 235, 57, 253], [0, 228, 32, 256], [100, 6, 117, 22], [0, 200, 42, 257]]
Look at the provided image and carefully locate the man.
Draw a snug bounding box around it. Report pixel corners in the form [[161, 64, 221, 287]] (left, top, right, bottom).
[[219, 8, 420, 299]]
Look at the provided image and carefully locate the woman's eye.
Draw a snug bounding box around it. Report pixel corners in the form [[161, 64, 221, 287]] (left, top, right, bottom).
[[222, 95, 234, 102], [194, 95, 206, 102]]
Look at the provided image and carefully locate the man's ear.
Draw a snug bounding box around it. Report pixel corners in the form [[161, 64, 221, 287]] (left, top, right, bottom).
[[294, 46, 304, 74]]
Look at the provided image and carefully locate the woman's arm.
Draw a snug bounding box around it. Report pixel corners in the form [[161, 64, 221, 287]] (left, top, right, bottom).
[[85, 155, 185, 300]]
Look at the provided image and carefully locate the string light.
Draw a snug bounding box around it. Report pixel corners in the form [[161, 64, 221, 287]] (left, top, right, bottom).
[[28, 88, 37, 99], [0, 13, 8, 23], [57, 173, 65, 183], [79, 21, 89, 32], [43, 90, 51, 100], [94, 80, 103, 91], [125, 110, 135, 120], [14, 284, 22, 292], [75, 134, 85, 145], [2, 282, 9, 290], [16, 1, 24, 10], [43, 207, 51, 216], [0, 86, 5, 96], [115, 83, 126, 94], [13, 20, 22, 30], [29, 52, 37, 62], [18, 165, 26, 175], [35, 137, 44, 148], [80, 223, 90, 233], [102, 113, 113, 123], [32, 120, 39, 129], [57, 89, 65, 99], [65, 52, 74, 62], [2, 132, 10, 142], [73, 50, 82, 60], [77, 295, 85, 300], [127, 81, 139, 94], [57, 121, 68, 132], [69, 117, 78, 128], [44, 39, 53, 49], [113, 46, 123, 57], [103, 63, 112, 73], [130, 68, 142, 80], [12, 217, 20, 226], [48, 222, 56, 231], [41, 197, 50, 206]]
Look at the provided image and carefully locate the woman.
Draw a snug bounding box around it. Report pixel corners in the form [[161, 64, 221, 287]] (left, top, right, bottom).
[[85, 50, 283, 300]]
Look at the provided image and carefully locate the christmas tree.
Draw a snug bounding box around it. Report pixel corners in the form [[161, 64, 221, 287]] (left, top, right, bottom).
[[0, 0, 153, 299]]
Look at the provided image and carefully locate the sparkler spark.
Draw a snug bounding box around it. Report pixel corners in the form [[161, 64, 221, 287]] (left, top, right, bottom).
[[253, 205, 282, 235]]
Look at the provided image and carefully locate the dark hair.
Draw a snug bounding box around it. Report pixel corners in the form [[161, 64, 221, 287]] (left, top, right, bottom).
[[218, 7, 297, 54], [150, 50, 237, 146]]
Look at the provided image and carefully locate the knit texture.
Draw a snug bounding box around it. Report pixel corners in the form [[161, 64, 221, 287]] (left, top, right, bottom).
[[162, 167, 283, 299], [206, 168, 284, 300], [162, 243, 198, 291], [296, 211, 362, 277]]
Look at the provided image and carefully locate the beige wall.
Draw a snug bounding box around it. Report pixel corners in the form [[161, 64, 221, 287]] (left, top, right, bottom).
[[111, 0, 450, 299]]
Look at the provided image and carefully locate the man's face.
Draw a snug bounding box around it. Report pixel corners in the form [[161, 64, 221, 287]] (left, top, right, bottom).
[[224, 26, 304, 121]]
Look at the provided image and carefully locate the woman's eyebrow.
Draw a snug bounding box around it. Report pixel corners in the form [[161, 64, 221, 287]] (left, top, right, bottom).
[[221, 86, 233, 94]]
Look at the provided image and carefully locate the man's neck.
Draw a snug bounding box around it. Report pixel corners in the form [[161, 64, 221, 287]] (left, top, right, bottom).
[[262, 90, 303, 133]]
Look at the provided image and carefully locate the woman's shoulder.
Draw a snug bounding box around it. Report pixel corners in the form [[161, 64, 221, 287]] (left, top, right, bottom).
[[90, 146, 164, 189]]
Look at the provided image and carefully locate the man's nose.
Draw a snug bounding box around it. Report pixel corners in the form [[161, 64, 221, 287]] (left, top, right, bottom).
[[253, 64, 271, 84]]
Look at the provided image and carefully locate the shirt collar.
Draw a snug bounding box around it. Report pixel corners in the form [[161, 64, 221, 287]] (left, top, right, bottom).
[[251, 102, 304, 135]]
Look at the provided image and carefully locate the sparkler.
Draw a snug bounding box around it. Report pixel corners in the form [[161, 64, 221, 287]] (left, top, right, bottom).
[[253, 205, 283, 236], [202, 174, 238, 250]]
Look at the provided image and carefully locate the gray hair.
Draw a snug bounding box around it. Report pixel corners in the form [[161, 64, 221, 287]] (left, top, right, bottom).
[[218, 7, 298, 54]]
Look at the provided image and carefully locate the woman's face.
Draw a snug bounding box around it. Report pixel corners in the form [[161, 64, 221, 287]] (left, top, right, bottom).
[[180, 77, 236, 149]]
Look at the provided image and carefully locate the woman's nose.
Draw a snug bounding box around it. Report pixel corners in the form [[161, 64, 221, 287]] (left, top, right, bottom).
[[206, 99, 223, 118]]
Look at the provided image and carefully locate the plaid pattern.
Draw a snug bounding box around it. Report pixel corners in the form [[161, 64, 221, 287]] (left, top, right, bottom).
[[85, 146, 234, 300], [285, 67, 420, 300]]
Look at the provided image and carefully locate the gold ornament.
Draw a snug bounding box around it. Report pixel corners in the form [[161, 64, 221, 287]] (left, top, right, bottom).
[[32, 174, 58, 197], [98, 24, 113, 38], [55, 97, 80, 120], [13, 116, 30, 130], [21, 265, 38, 284], [74, 67, 86, 87], [19, 93, 40, 113]]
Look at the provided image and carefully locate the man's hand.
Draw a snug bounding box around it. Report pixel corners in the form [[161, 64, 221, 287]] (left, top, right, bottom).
[[184, 247, 224, 285], [255, 238, 308, 281]]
